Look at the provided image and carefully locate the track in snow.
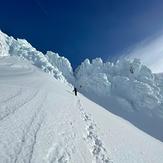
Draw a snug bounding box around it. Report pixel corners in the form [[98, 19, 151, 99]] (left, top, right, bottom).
[[0, 88, 39, 121], [77, 99, 112, 163], [13, 93, 47, 163], [0, 57, 48, 163], [1, 56, 163, 163]]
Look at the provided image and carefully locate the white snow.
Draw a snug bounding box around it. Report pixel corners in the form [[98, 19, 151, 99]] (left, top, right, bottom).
[[1, 30, 163, 162], [75, 58, 163, 141], [45, 51, 74, 83], [0, 56, 163, 163], [0, 30, 67, 82], [0, 31, 10, 56]]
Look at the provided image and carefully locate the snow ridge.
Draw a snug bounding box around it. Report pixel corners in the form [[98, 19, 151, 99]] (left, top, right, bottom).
[[0, 30, 68, 82]]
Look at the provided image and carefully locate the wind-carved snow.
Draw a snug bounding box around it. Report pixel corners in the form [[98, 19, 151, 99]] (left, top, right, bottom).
[[46, 51, 74, 84], [75, 57, 163, 141], [0, 31, 10, 56], [0, 30, 67, 82]]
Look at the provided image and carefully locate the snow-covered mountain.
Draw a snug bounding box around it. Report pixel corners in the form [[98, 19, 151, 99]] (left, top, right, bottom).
[[1, 30, 163, 142], [0, 30, 163, 162], [0, 55, 163, 163]]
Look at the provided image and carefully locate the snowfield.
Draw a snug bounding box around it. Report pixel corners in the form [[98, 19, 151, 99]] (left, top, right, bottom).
[[1, 30, 163, 142], [1, 30, 163, 162], [0, 56, 163, 163]]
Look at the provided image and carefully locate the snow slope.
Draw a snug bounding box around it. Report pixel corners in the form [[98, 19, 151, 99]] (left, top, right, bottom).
[[0, 56, 163, 163], [1, 30, 163, 143]]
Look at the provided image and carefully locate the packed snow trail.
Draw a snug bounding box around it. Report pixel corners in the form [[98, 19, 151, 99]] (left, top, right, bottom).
[[0, 56, 163, 163], [77, 99, 111, 163]]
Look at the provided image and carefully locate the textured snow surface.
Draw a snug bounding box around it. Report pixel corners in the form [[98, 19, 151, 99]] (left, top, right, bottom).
[[75, 58, 163, 141], [0, 30, 68, 82], [45, 51, 74, 83], [1, 30, 163, 142], [0, 56, 163, 163]]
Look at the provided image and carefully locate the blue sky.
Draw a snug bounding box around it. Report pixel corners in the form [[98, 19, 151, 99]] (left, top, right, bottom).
[[1, 0, 163, 68]]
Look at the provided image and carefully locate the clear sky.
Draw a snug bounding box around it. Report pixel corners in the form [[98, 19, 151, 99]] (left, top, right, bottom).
[[1, 0, 163, 68]]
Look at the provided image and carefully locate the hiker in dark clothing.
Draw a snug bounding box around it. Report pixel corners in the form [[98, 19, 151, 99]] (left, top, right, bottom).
[[73, 87, 77, 96], [130, 65, 134, 74]]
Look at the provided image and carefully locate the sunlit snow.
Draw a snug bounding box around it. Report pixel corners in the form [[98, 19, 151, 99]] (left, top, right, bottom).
[[0, 30, 163, 162]]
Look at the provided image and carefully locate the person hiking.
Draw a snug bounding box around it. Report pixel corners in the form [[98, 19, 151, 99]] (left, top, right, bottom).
[[73, 87, 77, 96], [130, 65, 134, 74]]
